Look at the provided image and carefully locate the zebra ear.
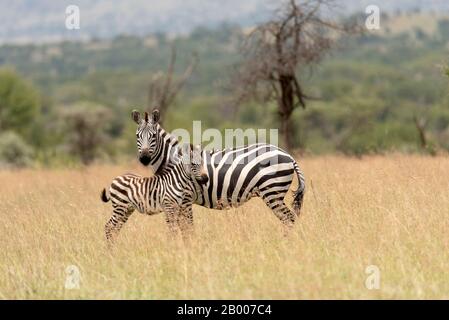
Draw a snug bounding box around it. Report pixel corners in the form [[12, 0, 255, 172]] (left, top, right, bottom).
[[151, 109, 160, 123], [191, 145, 202, 164], [179, 146, 191, 171], [131, 110, 141, 124]]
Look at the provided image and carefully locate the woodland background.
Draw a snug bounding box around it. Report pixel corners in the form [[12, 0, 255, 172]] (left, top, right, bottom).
[[1, 3, 449, 166]]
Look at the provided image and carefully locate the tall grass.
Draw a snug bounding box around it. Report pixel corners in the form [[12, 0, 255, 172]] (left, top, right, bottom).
[[0, 155, 448, 299]]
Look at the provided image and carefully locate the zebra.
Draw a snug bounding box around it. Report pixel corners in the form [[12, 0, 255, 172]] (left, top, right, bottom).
[[131, 109, 306, 228], [100, 144, 208, 244]]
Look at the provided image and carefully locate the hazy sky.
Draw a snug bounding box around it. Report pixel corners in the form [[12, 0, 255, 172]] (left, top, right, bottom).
[[1, 0, 448, 43]]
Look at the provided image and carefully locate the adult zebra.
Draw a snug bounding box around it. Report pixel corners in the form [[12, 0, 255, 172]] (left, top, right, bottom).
[[132, 109, 306, 226]]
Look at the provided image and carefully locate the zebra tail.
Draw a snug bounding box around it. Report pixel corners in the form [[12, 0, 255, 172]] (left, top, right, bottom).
[[292, 161, 305, 216], [100, 188, 110, 203]]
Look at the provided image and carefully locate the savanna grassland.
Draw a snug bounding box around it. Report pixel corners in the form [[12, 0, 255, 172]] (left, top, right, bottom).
[[0, 155, 448, 299]]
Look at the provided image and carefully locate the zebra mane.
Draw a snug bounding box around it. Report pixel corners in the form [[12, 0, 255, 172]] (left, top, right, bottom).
[[152, 123, 182, 174]]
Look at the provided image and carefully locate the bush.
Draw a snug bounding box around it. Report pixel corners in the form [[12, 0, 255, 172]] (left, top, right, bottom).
[[0, 69, 41, 140], [0, 131, 34, 168], [61, 101, 110, 165]]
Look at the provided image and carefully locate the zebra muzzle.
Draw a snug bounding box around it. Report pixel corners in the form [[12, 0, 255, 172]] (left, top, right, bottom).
[[196, 174, 209, 185], [139, 149, 152, 166]]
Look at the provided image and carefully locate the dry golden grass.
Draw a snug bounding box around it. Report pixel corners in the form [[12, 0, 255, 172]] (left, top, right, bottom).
[[0, 155, 448, 299]]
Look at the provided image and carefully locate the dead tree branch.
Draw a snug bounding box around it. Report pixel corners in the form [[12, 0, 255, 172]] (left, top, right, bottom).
[[148, 45, 198, 122]]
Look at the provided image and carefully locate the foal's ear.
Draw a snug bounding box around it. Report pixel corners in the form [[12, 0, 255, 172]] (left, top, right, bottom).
[[151, 109, 160, 123], [131, 110, 141, 124], [191, 144, 202, 163]]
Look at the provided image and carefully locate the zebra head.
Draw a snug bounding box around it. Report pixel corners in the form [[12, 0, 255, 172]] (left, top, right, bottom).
[[132, 109, 161, 166], [180, 144, 209, 185]]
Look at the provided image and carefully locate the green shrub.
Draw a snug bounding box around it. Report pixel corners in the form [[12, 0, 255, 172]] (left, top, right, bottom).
[[0, 131, 34, 168]]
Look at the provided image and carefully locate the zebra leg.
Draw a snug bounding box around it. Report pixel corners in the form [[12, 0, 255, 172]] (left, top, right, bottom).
[[105, 205, 135, 246], [260, 189, 296, 229], [177, 204, 194, 239], [162, 204, 180, 237]]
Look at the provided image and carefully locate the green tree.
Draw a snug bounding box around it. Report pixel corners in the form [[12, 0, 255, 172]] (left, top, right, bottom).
[[0, 69, 41, 139]]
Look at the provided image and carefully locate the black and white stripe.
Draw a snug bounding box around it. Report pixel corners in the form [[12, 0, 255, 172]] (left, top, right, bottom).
[[132, 109, 306, 226], [101, 145, 208, 243]]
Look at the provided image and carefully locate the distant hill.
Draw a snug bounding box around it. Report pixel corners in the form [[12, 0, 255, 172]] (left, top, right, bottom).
[[379, 11, 449, 36], [1, 0, 449, 44]]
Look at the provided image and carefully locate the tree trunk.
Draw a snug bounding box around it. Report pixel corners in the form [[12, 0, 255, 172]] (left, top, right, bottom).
[[280, 114, 293, 151], [278, 75, 295, 151], [414, 116, 427, 149]]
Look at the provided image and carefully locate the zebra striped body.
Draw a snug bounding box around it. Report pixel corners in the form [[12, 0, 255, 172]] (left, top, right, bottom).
[[197, 144, 304, 212], [101, 146, 207, 243], [132, 110, 306, 226]]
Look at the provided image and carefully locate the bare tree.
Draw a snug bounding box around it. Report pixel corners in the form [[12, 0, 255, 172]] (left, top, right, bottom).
[[413, 115, 436, 155], [413, 116, 428, 150], [233, 0, 358, 151], [148, 45, 198, 123]]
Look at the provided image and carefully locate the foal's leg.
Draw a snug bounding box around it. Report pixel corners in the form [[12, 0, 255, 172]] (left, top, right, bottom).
[[162, 202, 180, 237], [105, 204, 135, 246], [178, 205, 194, 240]]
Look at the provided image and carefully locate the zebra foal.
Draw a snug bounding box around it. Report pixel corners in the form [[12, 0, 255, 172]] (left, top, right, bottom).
[[101, 145, 208, 244]]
